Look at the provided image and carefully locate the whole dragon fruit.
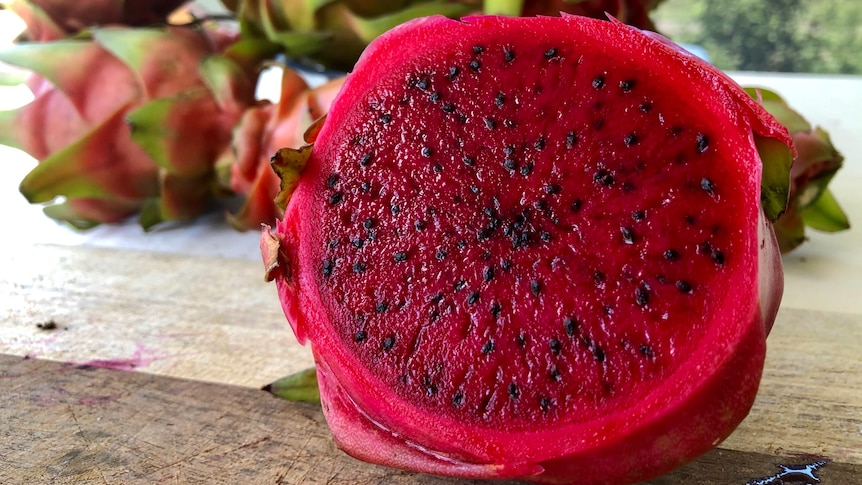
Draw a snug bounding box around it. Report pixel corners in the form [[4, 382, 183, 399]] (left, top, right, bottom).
[[229, 0, 664, 71], [262, 14, 792, 484], [2, 0, 189, 41], [745, 87, 849, 253], [0, 24, 261, 229], [218, 67, 344, 230]]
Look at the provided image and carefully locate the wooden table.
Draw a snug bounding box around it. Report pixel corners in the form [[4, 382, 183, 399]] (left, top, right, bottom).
[[2, 73, 861, 483]]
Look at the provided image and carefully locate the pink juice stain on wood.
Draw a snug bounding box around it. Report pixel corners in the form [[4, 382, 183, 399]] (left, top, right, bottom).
[[72, 344, 159, 371]]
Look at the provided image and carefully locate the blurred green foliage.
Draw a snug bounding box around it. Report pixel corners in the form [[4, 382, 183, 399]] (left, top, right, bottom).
[[653, 0, 862, 74]]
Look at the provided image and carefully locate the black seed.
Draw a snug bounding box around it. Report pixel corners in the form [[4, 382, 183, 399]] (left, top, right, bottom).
[[517, 331, 527, 348], [566, 131, 578, 148], [322, 259, 335, 277], [328, 192, 343, 205], [508, 382, 520, 399], [504, 47, 515, 63], [469, 185, 480, 194], [448, 66, 460, 79], [712, 250, 725, 265], [442, 102, 455, 113], [421, 147, 433, 157], [494, 92, 505, 107], [632, 210, 646, 221], [424, 377, 437, 395], [593, 346, 606, 362], [428, 91, 440, 103], [326, 173, 339, 188], [490, 302, 502, 319], [363, 218, 375, 229], [504, 119, 516, 128], [503, 158, 517, 171], [354, 330, 367, 343], [701, 178, 715, 195], [564, 317, 577, 336], [635, 284, 650, 307], [549, 338, 562, 355], [533, 199, 548, 211], [484, 117, 496, 130], [549, 366, 561, 381], [455, 280, 467, 291], [452, 391, 464, 406], [463, 156, 476, 167], [353, 262, 367, 273], [390, 204, 401, 215], [620, 79, 635, 92], [379, 113, 392, 124], [592, 75, 605, 89], [639, 344, 654, 359], [530, 279, 541, 296], [594, 169, 614, 186], [433, 163, 443, 173], [663, 249, 679, 260], [540, 231, 552, 242], [676, 280, 693, 293], [414, 220, 426, 231], [571, 199, 583, 212], [351, 238, 363, 248], [393, 251, 407, 262], [594, 271, 605, 286], [376, 301, 389, 313], [415, 78, 429, 90], [639, 102, 653, 112], [360, 182, 371, 192], [483, 266, 494, 282], [469, 59, 480, 72], [624, 133, 639, 147], [544, 47, 558, 59], [467, 291, 480, 305], [520, 162, 534, 176], [540, 396, 553, 413], [534, 137, 546, 150], [382, 336, 395, 350], [696, 133, 710, 153], [473, 45, 484, 54], [327, 239, 338, 249], [621, 226, 635, 244], [481, 340, 495, 354], [435, 249, 447, 261], [545, 184, 561, 195], [501, 259, 512, 270]]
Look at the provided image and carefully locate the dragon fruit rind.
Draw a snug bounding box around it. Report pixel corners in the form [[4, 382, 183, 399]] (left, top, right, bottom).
[[262, 15, 792, 485]]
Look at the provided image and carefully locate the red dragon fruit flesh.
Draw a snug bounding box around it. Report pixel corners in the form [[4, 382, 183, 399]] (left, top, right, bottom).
[[261, 14, 792, 485]]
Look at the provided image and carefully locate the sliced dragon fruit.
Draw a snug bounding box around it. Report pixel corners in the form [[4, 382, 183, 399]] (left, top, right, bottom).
[[262, 14, 792, 485]]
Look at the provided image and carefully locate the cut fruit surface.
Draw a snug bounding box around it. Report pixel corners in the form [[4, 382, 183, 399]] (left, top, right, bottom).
[[263, 14, 790, 485]]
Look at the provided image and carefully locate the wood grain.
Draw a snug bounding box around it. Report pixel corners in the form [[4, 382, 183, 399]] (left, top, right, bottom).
[[0, 242, 315, 387], [2, 354, 860, 485], [1, 243, 860, 483]]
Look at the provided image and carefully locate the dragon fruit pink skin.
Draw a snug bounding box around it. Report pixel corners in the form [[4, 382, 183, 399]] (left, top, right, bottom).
[[218, 68, 344, 230], [262, 14, 792, 485], [0, 24, 260, 229]]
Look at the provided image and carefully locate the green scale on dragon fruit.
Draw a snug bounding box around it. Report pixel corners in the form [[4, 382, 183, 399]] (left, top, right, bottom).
[[262, 14, 793, 485]]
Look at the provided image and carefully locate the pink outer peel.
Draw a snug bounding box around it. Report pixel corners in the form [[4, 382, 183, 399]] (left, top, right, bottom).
[[263, 14, 791, 485]]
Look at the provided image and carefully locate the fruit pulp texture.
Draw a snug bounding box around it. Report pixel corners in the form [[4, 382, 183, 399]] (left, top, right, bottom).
[[300, 32, 753, 430]]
